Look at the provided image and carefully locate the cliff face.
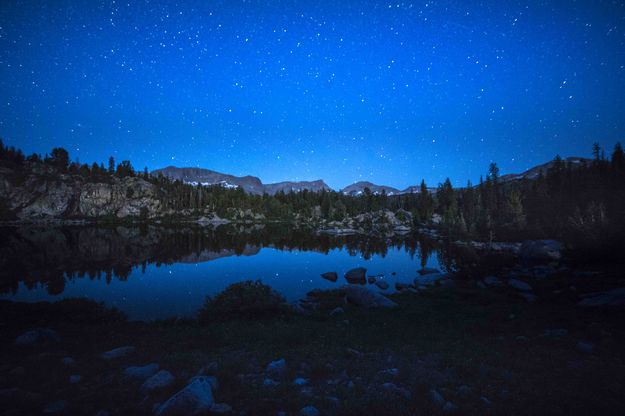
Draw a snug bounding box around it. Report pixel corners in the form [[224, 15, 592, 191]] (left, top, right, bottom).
[[0, 164, 162, 220]]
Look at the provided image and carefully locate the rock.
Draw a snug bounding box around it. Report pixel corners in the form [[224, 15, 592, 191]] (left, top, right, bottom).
[[198, 362, 219, 375], [418, 267, 440, 275], [577, 341, 594, 354], [544, 329, 568, 338], [344, 285, 398, 308], [375, 280, 389, 290], [395, 282, 413, 291], [210, 403, 232, 413], [456, 385, 471, 397], [154, 377, 215, 416], [299, 406, 320, 416], [578, 288, 625, 307], [43, 400, 67, 414], [15, 328, 61, 346], [69, 375, 82, 384], [95, 411, 111, 416], [124, 363, 160, 380], [520, 240, 562, 262], [442, 401, 458, 412], [480, 396, 492, 406], [266, 359, 286, 376], [320, 272, 338, 282], [188, 376, 218, 391], [62, 357, 76, 366], [508, 278, 532, 292], [100, 346, 135, 360], [344, 267, 367, 284], [142, 370, 175, 393], [429, 389, 445, 407], [483, 276, 504, 287], [330, 307, 344, 316], [368, 276, 376, 284], [414, 273, 448, 287], [520, 292, 537, 303], [263, 378, 279, 387], [293, 377, 309, 386]]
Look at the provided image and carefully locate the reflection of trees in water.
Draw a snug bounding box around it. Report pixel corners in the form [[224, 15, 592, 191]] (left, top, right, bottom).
[[0, 225, 446, 295]]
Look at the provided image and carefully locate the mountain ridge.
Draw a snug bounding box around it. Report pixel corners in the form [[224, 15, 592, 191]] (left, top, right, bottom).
[[153, 156, 591, 196]]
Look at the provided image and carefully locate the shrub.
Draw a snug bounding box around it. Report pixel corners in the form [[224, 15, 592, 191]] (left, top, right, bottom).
[[198, 280, 290, 323]]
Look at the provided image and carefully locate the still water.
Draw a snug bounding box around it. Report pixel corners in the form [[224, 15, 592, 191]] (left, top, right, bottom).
[[0, 224, 451, 320]]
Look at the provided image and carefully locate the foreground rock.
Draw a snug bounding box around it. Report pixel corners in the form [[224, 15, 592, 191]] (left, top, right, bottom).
[[154, 377, 214, 416], [344, 267, 367, 284], [100, 346, 135, 360], [375, 280, 390, 290], [578, 288, 625, 307], [414, 273, 448, 287], [520, 240, 562, 262], [142, 370, 175, 393], [124, 363, 160, 380], [320, 272, 338, 282], [344, 286, 398, 308], [14, 328, 61, 347]]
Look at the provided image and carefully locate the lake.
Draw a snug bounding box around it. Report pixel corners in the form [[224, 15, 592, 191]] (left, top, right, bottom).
[[0, 224, 452, 320]]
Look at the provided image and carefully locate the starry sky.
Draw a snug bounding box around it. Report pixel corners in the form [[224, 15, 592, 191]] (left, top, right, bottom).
[[1, 0, 624, 190]]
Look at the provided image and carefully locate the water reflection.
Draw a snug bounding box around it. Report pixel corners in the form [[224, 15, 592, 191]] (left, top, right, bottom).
[[0, 224, 458, 319]]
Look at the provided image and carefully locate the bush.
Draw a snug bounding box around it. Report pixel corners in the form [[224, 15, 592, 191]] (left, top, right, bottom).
[[198, 280, 290, 323]]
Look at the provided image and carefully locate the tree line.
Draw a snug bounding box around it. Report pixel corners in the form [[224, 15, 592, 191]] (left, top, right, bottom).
[[1, 138, 624, 255]]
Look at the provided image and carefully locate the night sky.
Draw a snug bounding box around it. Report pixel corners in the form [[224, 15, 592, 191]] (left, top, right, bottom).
[[1, 1, 624, 190]]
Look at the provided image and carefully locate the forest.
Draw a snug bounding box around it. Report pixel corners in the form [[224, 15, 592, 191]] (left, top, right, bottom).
[[1, 139, 624, 259]]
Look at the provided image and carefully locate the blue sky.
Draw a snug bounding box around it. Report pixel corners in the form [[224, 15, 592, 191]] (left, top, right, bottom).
[[1, 0, 624, 189]]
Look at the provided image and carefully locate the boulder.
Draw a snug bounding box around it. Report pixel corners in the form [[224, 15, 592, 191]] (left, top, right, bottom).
[[293, 377, 309, 386], [578, 288, 625, 307], [43, 400, 67, 414], [320, 272, 338, 282], [508, 279, 532, 292], [15, 328, 61, 347], [299, 406, 320, 416], [266, 359, 287, 377], [100, 346, 135, 360], [375, 280, 389, 290], [142, 370, 175, 393], [429, 389, 445, 407], [344, 267, 366, 284], [69, 375, 82, 384], [210, 403, 232, 413], [395, 282, 413, 291], [520, 240, 562, 262], [543, 329, 568, 338], [345, 285, 398, 308], [577, 341, 594, 354], [154, 378, 214, 416], [414, 273, 448, 287], [124, 363, 160, 380], [483, 276, 504, 287]]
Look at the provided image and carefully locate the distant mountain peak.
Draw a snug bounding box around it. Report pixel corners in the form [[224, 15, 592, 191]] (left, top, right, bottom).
[[151, 166, 331, 195]]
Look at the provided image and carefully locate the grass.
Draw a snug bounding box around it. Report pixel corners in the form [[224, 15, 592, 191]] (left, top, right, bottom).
[[1, 282, 625, 415]]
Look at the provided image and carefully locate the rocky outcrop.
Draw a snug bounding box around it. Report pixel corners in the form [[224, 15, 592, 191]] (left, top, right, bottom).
[[78, 177, 161, 218], [1, 165, 162, 220]]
